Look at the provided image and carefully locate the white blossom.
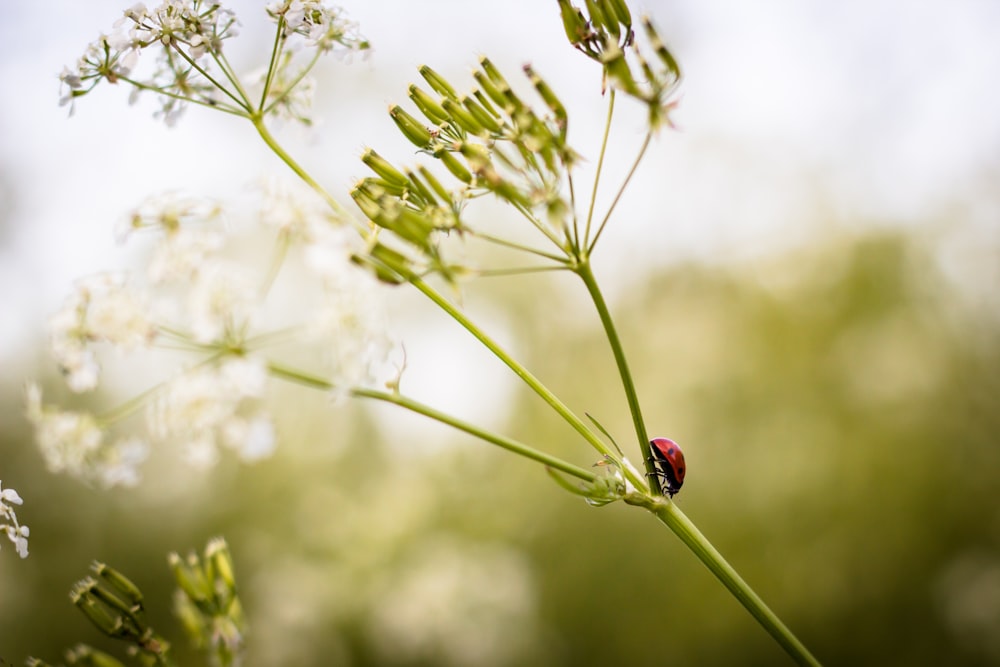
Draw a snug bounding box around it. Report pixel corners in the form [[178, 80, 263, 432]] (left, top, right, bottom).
[[24, 384, 148, 488], [259, 178, 340, 242], [0, 480, 29, 559], [188, 261, 258, 343], [147, 358, 275, 467], [149, 228, 226, 283], [221, 414, 277, 462], [48, 273, 156, 392], [306, 264, 394, 392], [266, 1, 369, 53]]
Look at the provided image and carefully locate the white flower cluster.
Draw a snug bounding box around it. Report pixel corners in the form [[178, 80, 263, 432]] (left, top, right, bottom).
[[148, 358, 276, 468], [28, 186, 394, 487], [120, 1, 239, 60], [266, 1, 370, 53], [25, 384, 150, 488], [59, 1, 240, 123], [0, 481, 30, 559], [49, 273, 156, 392], [59, 1, 368, 126]]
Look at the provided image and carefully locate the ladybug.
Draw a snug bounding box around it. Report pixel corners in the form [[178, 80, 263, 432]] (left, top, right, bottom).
[[648, 437, 686, 498]]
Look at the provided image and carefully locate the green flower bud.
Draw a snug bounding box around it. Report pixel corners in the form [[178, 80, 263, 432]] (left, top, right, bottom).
[[603, 0, 632, 29], [389, 105, 433, 148], [73, 594, 127, 638], [168, 552, 211, 607], [418, 65, 459, 100], [362, 148, 410, 188], [417, 166, 452, 203], [404, 168, 438, 206], [473, 70, 511, 112], [408, 84, 451, 124], [434, 148, 473, 184], [351, 180, 383, 221], [601, 44, 640, 96], [585, 0, 614, 36], [557, 0, 589, 45], [387, 206, 435, 247], [472, 90, 500, 118], [352, 242, 413, 284], [441, 97, 483, 135], [461, 95, 503, 134], [93, 562, 143, 607], [643, 17, 681, 81], [523, 65, 568, 133], [456, 141, 491, 171], [66, 645, 128, 667], [478, 57, 508, 87], [206, 537, 237, 596]]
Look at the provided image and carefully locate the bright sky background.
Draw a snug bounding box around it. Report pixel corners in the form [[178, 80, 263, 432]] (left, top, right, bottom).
[[2, 1, 998, 430]]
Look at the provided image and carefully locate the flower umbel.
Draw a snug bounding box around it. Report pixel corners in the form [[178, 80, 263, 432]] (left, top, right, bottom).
[[61, 1, 368, 126], [30, 187, 395, 483]]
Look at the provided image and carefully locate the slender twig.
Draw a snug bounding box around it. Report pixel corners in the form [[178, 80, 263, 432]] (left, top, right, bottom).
[[588, 130, 652, 254], [409, 276, 648, 491], [267, 362, 595, 481], [583, 89, 617, 247]]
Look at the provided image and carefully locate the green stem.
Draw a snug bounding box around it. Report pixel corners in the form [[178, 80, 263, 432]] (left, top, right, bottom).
[[409, 277, 647, 490], [266, 362, 594, 481], [583, 89, 616, 245], [250, 117, 366, 234], [575, 261, 656, 490], [639, 498, 823, 667], [588, 130, 652, 254], [353, 388, 596, 481]]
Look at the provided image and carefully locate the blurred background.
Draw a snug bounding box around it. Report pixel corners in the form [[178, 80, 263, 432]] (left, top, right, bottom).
[[2, 1, 999, 665]]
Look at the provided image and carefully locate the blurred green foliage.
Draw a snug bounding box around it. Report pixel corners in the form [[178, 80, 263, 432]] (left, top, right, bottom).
[[2, 230, 999, 666]]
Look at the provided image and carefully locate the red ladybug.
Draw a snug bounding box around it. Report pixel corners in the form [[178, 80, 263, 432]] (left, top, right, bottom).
[[648, 437, 686, 498]]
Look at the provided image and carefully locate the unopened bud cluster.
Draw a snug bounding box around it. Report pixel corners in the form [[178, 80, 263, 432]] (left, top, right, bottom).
[[66, 561, 171, 664], [557, 0, 681, 129], [170, 538, 246, 664], [351, 59, 578, 284]]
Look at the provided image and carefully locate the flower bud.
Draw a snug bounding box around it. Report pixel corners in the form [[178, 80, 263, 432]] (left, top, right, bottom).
[[557, 0, 589, 45], [462, 95, 503, 134], [603, 0, 632, 29], [441, 98, 483, 135], [93, 561, 144, 607], [361, 148, 409, 188], [434, 148, 473, 184], [408, 84, 451, 124], [478, 57, 512, 89], [585, 0, 614, 36], [72, 589, 127, 638], [168, 552, 211, 607], [65, 645, 128, 667], [404, 168, 438, 206], [389, 105, 433, 148], [473, 70, 511, 112], [206, 537, 237, 595], [601, 44, 640, 96], [643, 17, 681, 81], [418, 65, 459, 100], [352, 242, 414, 284], [523, 65, 567, 134], [417, 166, 452, 203]]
